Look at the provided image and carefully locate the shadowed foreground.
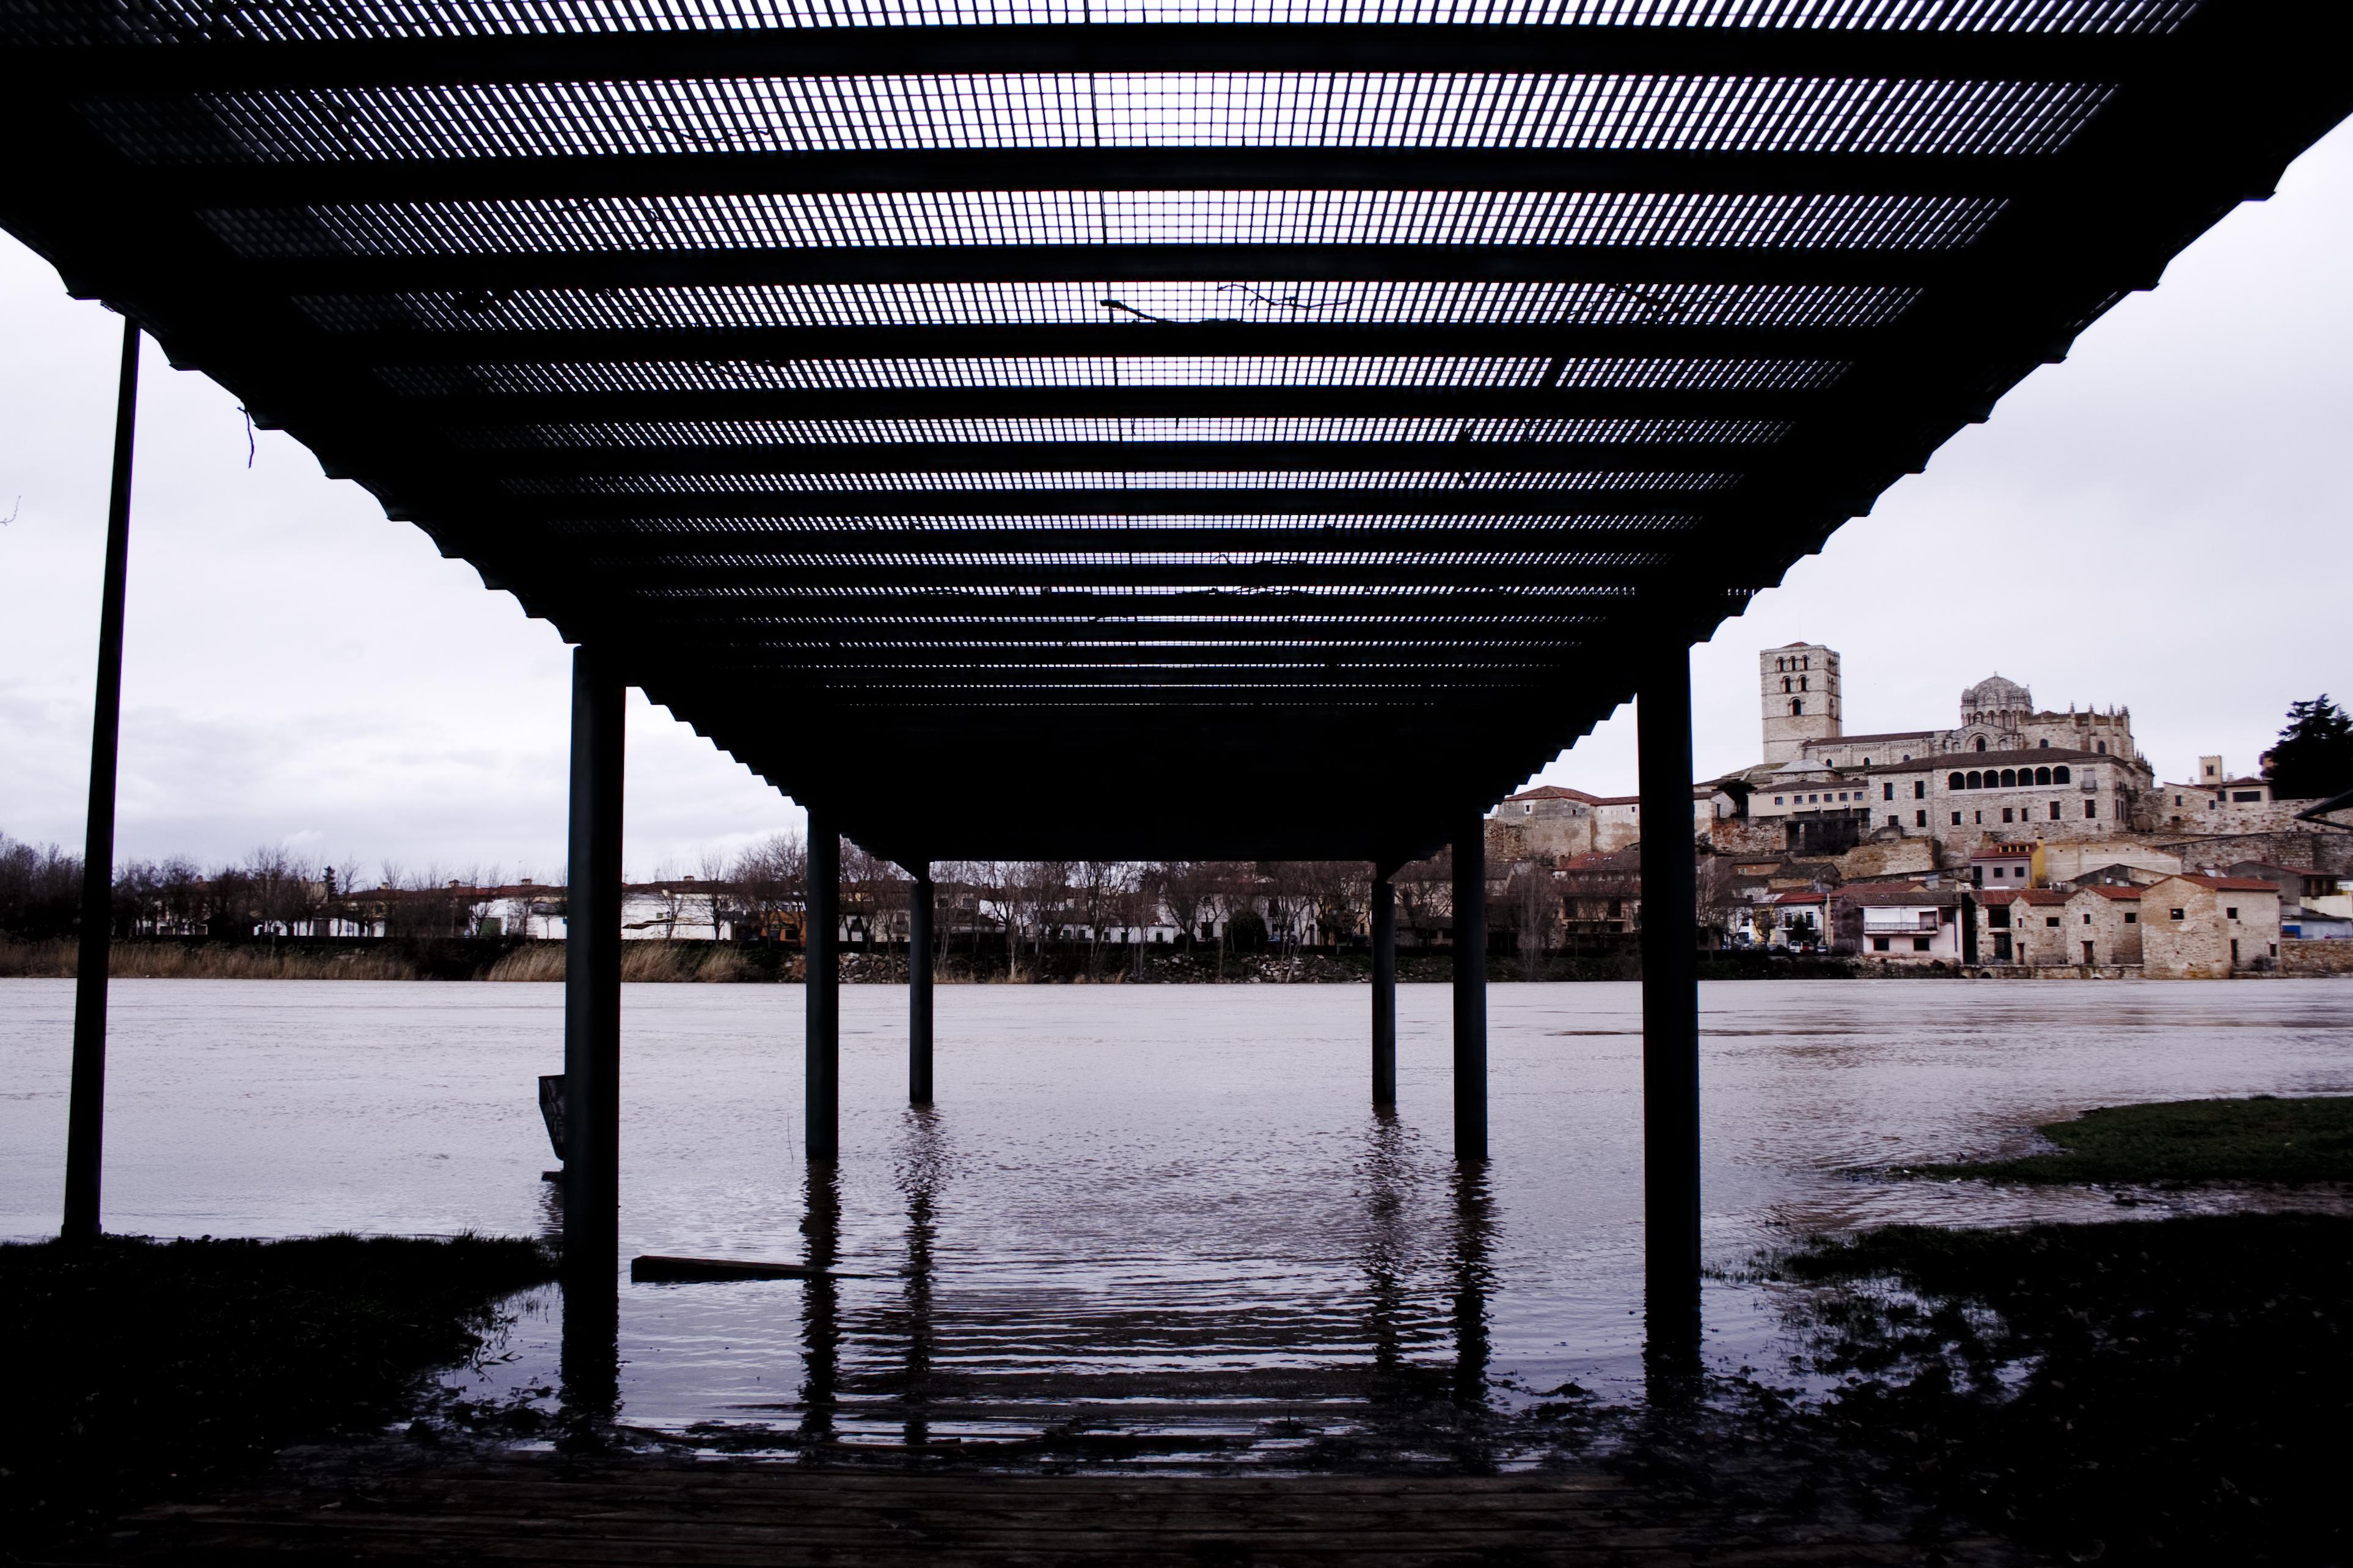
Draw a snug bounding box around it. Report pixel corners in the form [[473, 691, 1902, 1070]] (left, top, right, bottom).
[[90, 1450, 2001, 1567]]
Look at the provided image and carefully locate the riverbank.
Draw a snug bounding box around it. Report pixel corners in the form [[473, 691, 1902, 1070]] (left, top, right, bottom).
[[1758, 1211, 2353, 1565], [0, 1233, 554, 1556], [1894, 1094, 2353, 1185], [0, 936, 1865, 983]]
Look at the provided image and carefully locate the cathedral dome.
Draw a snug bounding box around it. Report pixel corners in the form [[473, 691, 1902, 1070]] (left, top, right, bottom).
[[1962, 674, 2032, 715]]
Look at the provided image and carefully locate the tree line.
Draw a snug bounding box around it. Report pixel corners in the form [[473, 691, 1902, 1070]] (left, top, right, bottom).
[[0, 837, 511, 942]]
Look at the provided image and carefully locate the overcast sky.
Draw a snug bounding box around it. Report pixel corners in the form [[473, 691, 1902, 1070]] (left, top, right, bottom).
[[4, 119, 2349, 883]]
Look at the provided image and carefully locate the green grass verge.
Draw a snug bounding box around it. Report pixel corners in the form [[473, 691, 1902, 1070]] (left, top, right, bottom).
[[1771, 1213, 2353, 1564], [1898, 1094, 2353, 1185], [0, 1231, 554, 1552]]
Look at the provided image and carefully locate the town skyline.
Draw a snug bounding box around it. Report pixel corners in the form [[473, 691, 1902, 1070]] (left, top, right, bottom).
[[4, 121, 2350, 874]]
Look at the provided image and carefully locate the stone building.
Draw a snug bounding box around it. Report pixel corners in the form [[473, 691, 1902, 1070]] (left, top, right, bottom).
[[1724, 650, 2157, 855], [1760, 642, 1842, 763], [2138, 875, 2282, 979], [1484, 784, 1638, 862], [2068, 884, 2145, 967], [1975, 888, 2072, 966]]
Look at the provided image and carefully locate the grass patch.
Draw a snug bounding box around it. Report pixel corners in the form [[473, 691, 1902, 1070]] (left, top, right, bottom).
[[1770, 1213, 2353, 1564], [1899, 1095, 2353, 1185], [0, 1231, 554, 1552]]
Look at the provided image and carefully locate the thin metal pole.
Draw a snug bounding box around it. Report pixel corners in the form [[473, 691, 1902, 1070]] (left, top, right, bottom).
[[1638, 637, 1702, 1342], [909, 864, 934, 1104], [1370, 870, 1396, 1107], [806, 811, 840, 1161], [563, 647, 625, 1286], [1451, 820, 1487, 1161], [62, 318, 141, 1242]]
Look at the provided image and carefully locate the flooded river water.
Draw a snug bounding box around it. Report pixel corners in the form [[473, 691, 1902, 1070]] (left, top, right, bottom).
[[4, 977, 2350, 1459]]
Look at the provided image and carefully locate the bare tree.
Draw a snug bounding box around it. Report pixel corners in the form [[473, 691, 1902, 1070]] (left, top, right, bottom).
[[1694, 851, 1741, 950], [1509, 862, 1561, 979], [1148, 862, 1210, 954], [696, 849, 732, 939], [1392, 849, 1454, 949], [1069, 861, 1119, 979], [728, 832, 806, 943]]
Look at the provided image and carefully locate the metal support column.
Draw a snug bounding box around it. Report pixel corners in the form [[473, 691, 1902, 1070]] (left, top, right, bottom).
[[62, 319, 141, 1242], [909, 863, 934, 1104], [1639, 638, 1702, 1341], [1451, 822, 1487, 1161], [1370, 868, 1397, 1107], [563, 647, 625, 1285], [806, 812, 840, 1161]]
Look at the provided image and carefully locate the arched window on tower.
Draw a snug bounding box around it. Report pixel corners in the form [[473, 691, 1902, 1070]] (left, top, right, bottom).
[[1783, 677, 1791, 693], [1975, 736, 1988, 752], [1799, 676, 1809, 691], [1791, 699, 1804, 717]]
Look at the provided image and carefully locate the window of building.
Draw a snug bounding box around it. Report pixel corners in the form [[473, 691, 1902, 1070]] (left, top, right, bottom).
[[2044, 916, 2059, 927], [2234, 790, 2263, 802], [1952, 812, 1962, 825], [2055, 766, 2071, 784], [1872, 936, 1890, 952], [1773, 795, 1784, 805], [1887, 814, 1899, 828], [1974, 811, 1983, 824], [2083, 913, 2093, 924], [2124, 912, 2137, 924], [1913, 781, 1926, 799], [1966, 771, 1982, 789], [2034, 767, 2051, 785], [1989, 906, 2010, 927], [2000, 769, 2017, 787], [2171, 908, 2185, 921], [1991, 866, 2006, 878], [2227, 907, 2238, 920], [1883, 782, 1894, 801], [1916, 810, 1929, 827], [2085, 800, 2097, 819], [1913, 936, 1931, 952], [2039, 739, 2049, 748], [1782, 676, 1791, 692], [1792, 699, 1803, 716], [2002, 807, 2015, 823], [1950, 771, 1966, 790], [1976, 737, 1988, 752], [2097, 741, 2107, 754], [2050, 801, 2062, 820]]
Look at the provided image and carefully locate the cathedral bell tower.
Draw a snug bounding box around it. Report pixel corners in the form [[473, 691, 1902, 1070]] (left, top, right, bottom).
[[1761, 643, 1842, 763]]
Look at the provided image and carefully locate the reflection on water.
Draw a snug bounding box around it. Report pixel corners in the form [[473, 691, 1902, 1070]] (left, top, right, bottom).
[[5, 977, 2352, 1466]]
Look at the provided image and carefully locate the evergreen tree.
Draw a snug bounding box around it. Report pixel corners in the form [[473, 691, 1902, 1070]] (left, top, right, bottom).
[[2265, 696, 2353, 800]]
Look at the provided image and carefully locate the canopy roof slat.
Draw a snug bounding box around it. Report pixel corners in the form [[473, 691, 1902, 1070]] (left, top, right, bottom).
[[2, 0, 2343, 861]]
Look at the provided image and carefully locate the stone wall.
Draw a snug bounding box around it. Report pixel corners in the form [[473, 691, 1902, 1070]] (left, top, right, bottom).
[[2156, 830, 2353, 878], [2280, 938, 2353, 977]]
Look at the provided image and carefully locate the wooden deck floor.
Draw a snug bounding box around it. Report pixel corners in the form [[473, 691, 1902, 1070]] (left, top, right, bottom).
[[91, 1451, 2023, 1567]]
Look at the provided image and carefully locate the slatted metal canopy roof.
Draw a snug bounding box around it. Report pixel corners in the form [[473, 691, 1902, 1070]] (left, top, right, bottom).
[[4, 1, 2345, 864]]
